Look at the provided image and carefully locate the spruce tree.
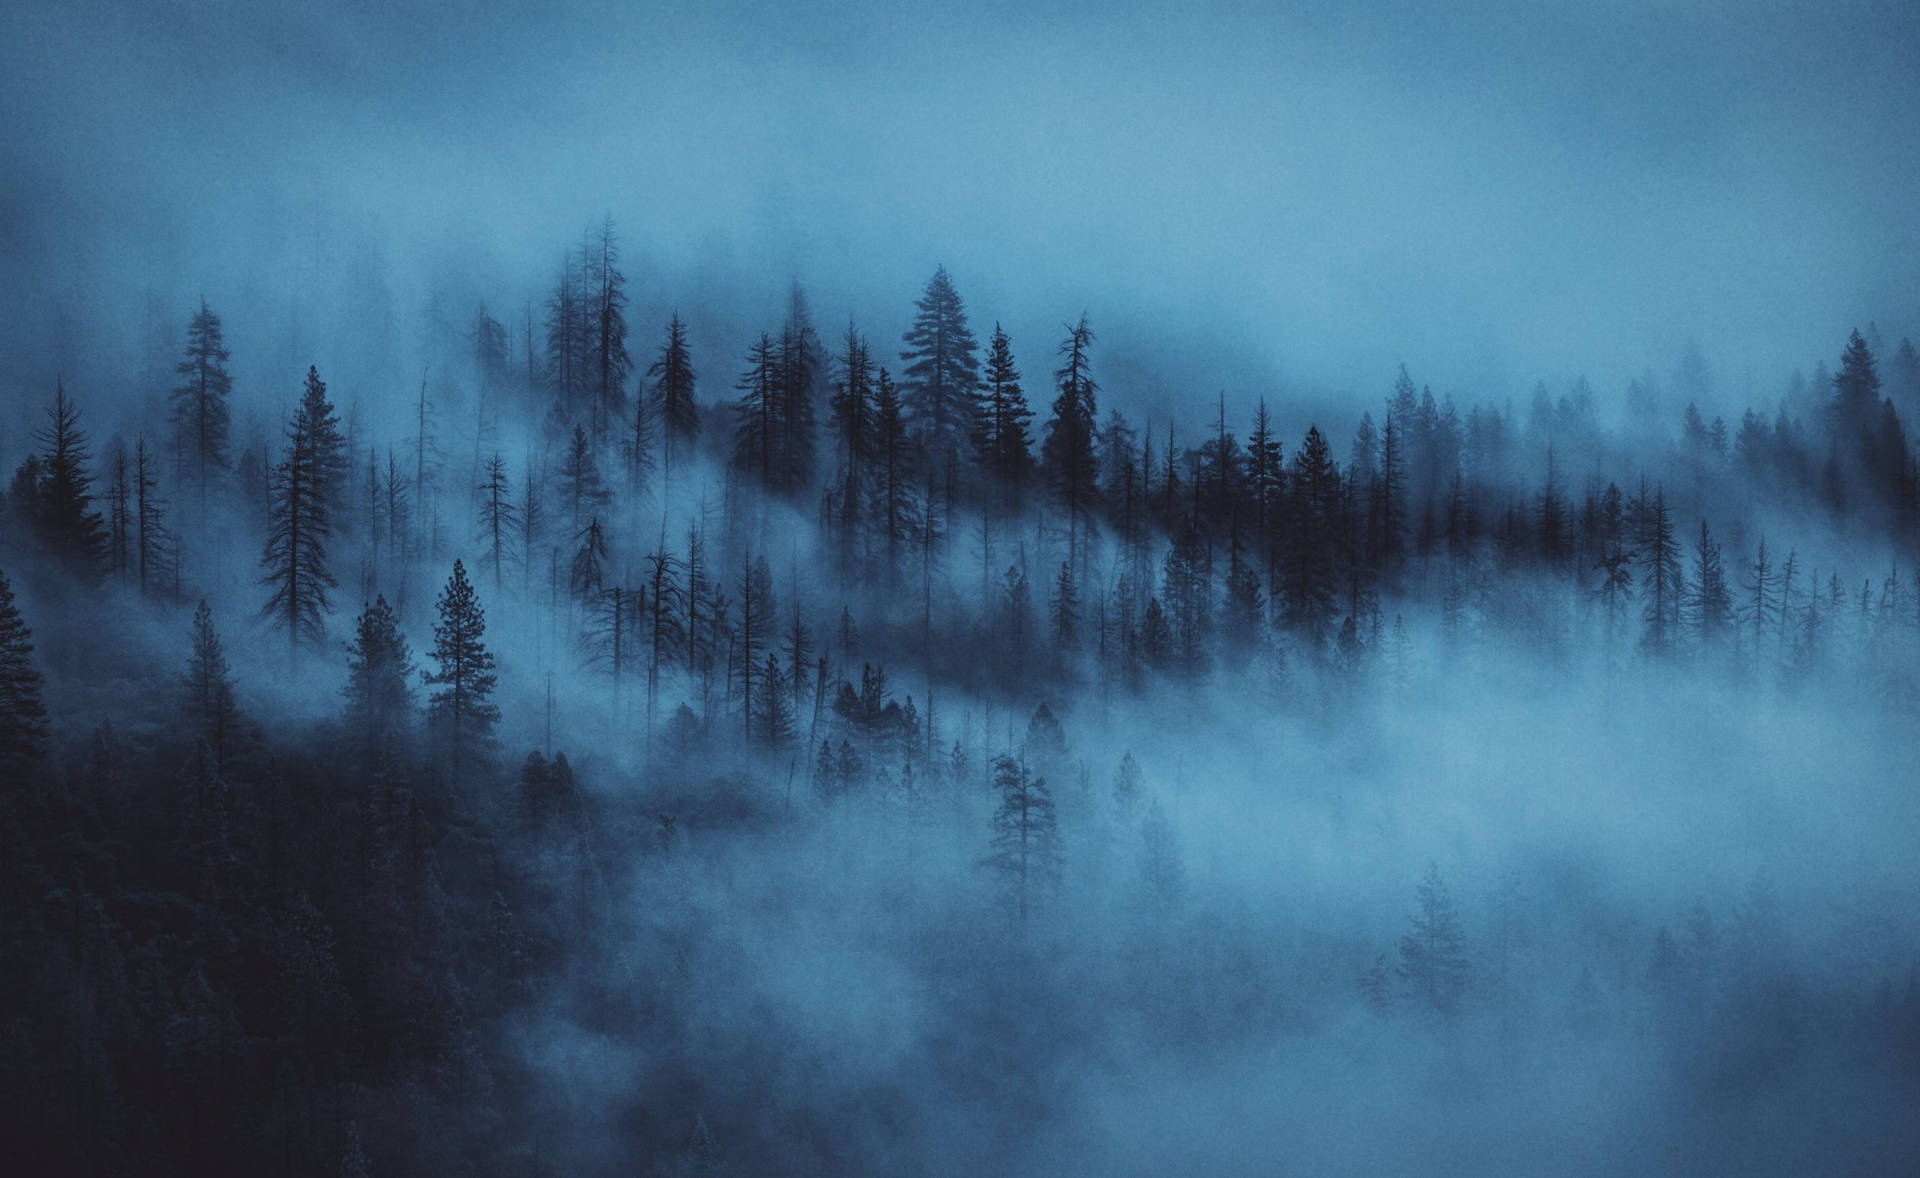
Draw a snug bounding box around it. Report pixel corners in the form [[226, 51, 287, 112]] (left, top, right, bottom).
[[260, 383, 337, 655], [650, 314, 699, 482], [475, 453, 520, 589], [1398, 861, 1469, 1013], [1040, 316, 1100, 577], [899, 265, 981, 469], [425, 559, 501, 763], [973, 322, 1033, 507], [983, 753, 1061, 924], [33, 382, 108, 580], [184, 600, 240, 770], [0, 568, 49, 767], [342, 595, 414, 769], [171, 297, 234, 510]]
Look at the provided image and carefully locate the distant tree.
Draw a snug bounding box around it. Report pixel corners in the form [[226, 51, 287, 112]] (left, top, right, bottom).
[[1040, 316, 1101, 577], [1133, 797, 1184, 920], [106, 442, 131, 578], [731, 333, 780, 488], [570, 516, 609, 603], [558, 424, 609, 529], [650, 314, 700, 483], [171, 298, 234, 510], [775, 282, 823, 496], [1050, 560, 1079, 654], [475, 453, 519, 589], [260, 380, 339, 655], [31, 382, 108, 579], [870, 367, 916, 585], [342, 595, 414, 770], [0, 568, 49, 768], [829, 322, 874, 570], [1282, 426, 1341, 641], [737, 555, 777, 740], [900, 265, 981, 470], [1632, 484, 1682, 658], [752, 652, 795, 746], [1111, 750, 1144, 823], [1687, 519, 1733, 656], [973, 322, 1034, 508], [983, 753, 1061, 924], [133, 438, 175, 598], [296, 365, 349, 518], [587, 215, 633, 433], [184, 599, 240, 770], [1162, 516, 1213, 674], [424, 559, 500, 764], [1398, 861, 1469, 1013]]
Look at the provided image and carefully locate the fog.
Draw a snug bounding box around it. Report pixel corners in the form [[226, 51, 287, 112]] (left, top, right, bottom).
[[3, 2, 1920, 1176]]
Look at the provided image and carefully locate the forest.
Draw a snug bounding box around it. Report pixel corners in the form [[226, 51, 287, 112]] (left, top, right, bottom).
[[3, 236, 1919, 1174]]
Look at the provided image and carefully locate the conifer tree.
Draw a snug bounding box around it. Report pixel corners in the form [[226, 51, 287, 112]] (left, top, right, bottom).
[[900, 265, 981, 470], [32, 382, 108, 580], [558, 424, 608, 529], [171, 298, 234, 510], [587, 215, 633, 433], [650, 313, 699, 483], [775, 282, 822, 497], [1134, 797, 1184, 920], [0, 568, 49, 768], [342, 595, 414, 769], [1684, 519, 1730, 656], [1281, 426, 1341, 641], [731, 333, 780, 488], [1633, 485, 1682, 658], [424, 559, 501, 763], [184, 600, 240, 770], [475, 453, 520, 590], [983, 753, 1061, 924], [973, 322, 1034, 506], [829, 322, 874, 570], [1040, 316, 1100, 577], [107, 442, 131, 578], [1398, 861, 1469, 1013], [870, 367, 916, 585], [133, 438, 174, 598], [261, 382, 337, 655], [737, 555, 777, 739], [296, 365, 348, 519]]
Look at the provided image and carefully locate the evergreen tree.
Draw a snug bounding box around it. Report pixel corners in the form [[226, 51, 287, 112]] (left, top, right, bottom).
[[973, 322, 1034, 506], [558, 424, 608, 528], [171, 297, 234, 511], [260, 379, 338, 655], [424, 559, 500, 763], [1687, 519, 1733, 656], [1050, 560, 1079, 654], [1282, 426, 1340, 641], [870, 367, 916, 585], [184, 600, 240, 770], [1040, 316, 1101, 576], [1633, 484, 1682, 658], [1398, 861, 1469, 1013], [650, 314, 700, 482], [829, 322, 874, 571], [775, 282, 822, 496], [587, 215, 633, 433], [737, 555, 777, 740], [983, 753, 1061, 924], [899, 265, 981, 470], [32, 382, 108, 579], [342, 595, 414, 770], [296, 365, 348, 519], [0, 568, 48, 768], [133, 438, 175, 598], [475, 453, 520, 589], [731, 333, 780, 488], [1134, 797, 1184, 920]]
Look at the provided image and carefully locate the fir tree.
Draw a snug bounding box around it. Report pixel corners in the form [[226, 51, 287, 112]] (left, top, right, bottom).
[[1040, 315, 1100, 577], [260, 379, 338, 655], [424, 559, 501, 763], [899, 265, 981, 470], [983, 753, 1061, 924], [0, 568, 49, 768], [342, 595, 414, 770], [650, 313, 699, 483], [973, 322, 1034, 508], [184, 600, 240, 770], [1398, 861, 1469, 1013], [475, 453, 520, 590], [32, 382, 108, 579], [171, 297, 234, 510]]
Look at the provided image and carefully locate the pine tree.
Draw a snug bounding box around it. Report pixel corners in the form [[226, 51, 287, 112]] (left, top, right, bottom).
[[1398, 860, 1469, 1013], [424, 559, 500, 763], [587, 215, 633, 433], [973, 322, 1034, 508], [32, 382, 108, 579], [133, 438, 175, 598], [558, 424, 608, 529], [184, 600, 240, 770], [1282, 426, 1340, 641], [475, 453, 520, 589], [1050, 560, 1079, 654], [983, 753, 1061, 924], [570, 517, 609, 603], [870, 367, 916, 586], [899, 265, 981, 470], [736, 555, 776, 740], [171, 298, 234, 511], [1687, 518, 1732, 656], [1040, 316, 1100, 577], [0, 568, 49, 768], [731, 333, 780, 488], [342, 595, 414, 769], [1111, 750, 1144, 823], [260, 380, 338, 655], [829, 322, 875, 572], [650, 314, 699, 483], [106, 442, 131, 578], [1633, 484, 1682, 658], [775, 282, 822, 497], [297, 365, 348, 520]]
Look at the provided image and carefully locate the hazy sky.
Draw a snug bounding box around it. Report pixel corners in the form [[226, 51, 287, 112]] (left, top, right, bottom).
[[5, 0, 1918, 419]]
